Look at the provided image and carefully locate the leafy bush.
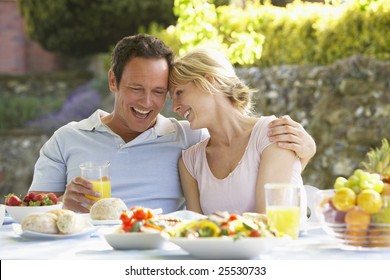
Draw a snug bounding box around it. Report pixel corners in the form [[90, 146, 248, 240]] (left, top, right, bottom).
[[18, 0, 177, 57], [164, 0, 390, 66]]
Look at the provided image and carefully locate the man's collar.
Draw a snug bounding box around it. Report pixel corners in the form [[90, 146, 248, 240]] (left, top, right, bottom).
[[76, 109, 108, 131], [154, 114, 176, 136], [76, 110, 175, 136]]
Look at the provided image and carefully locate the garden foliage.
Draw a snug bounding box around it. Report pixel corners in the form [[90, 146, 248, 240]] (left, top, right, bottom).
[[17, 0, 177, 56], [165, 0, 390, 66]]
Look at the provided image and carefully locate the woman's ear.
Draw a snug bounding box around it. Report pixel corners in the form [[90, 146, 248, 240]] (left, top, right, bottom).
[[205, 74, 214, 84]]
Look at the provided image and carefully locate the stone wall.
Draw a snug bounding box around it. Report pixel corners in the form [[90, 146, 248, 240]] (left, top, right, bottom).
[[0, 130, 49, 197], [1, 55, 389, 198]]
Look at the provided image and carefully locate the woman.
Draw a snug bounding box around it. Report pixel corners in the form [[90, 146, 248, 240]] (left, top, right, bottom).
[[169, 48, 310, 215]]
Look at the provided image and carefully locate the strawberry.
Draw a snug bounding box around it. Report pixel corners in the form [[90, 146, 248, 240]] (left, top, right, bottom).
[[23, 194, 31, 204], [28, 192, 36, 201], [4, 193, 22, 206], [46, 192, 57, 204], [34, 193, 46, 203]]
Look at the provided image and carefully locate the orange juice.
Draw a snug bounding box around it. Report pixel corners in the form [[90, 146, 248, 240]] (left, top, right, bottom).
[[86, 180, 111, 201], [267, 206, 300, 239]]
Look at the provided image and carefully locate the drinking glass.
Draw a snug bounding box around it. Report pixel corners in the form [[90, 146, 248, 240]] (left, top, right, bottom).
[[80, 160, 111, 201], [265, 183, 303, 239]]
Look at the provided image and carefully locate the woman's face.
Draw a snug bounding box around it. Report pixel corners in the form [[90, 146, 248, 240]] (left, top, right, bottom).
[[170, 81, 212, 130]]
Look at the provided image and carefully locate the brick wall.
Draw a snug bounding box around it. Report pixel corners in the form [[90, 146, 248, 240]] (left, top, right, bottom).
[[0, 0, 61, 74]]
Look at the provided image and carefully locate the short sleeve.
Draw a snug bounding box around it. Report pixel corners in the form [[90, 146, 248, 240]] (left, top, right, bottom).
[[254, 115, 277, 154], [29, 130, 67, 192], [181, 139, 208, 179]]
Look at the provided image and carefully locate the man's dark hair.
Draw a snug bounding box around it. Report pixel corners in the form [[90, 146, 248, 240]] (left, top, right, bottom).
[[111, 34, 173, 86]]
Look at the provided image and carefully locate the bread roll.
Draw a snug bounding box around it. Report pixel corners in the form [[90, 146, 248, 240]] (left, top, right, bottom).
[[50, 209, 92, 234], [21, 212, 59, 234], [90, 198, 127, 220], [50, 209, 77, 234]]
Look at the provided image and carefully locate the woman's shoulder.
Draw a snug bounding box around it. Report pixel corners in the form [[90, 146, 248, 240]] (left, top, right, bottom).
[[252, 115, 277, 132], [184, 137, 209, 154]]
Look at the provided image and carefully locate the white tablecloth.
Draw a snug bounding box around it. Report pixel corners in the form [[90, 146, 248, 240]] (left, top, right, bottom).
[[1, 220, 389, 260]]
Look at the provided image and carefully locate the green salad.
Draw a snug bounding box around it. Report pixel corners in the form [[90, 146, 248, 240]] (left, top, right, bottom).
[[169, 211, 284, 239]]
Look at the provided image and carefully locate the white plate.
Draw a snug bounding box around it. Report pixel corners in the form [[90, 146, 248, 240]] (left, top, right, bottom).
[[101, 228, 167, 250], [3, 216, 15, 225], [165, 210, 206, 220], [91, 219, 122, 226], [169, 236, 291, 259], [12, 224, 97, 240]]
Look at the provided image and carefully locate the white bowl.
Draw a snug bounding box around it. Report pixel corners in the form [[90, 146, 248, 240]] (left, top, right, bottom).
[[0, 204, 5, 226], [101, 228, 167, 250], [5, 202, 63, 224], [169, 236, 290, 259]]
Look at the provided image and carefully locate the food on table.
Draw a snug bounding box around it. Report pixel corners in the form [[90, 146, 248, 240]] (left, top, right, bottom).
[[332, 187, 356, 211], [21, 209, 92, 234], [90, 198, 127, 220], [331, 168, 385, 215], [319, 139, 390, 247], [21, 212, 59, 234], [344, 206, 371, 246], [4, 192, 58, 206], [320, 198, 346, 224], [361, 138, 390, 195], [371, 197, 390, 223], [51, 209, 92, 234], [367, 225, 390, 247], [169, 212, 283, 239], [357, 189, 383, 214], [154, 214, 183, 227], [118, 206, 167, 233], [345, 206, 370, 226]]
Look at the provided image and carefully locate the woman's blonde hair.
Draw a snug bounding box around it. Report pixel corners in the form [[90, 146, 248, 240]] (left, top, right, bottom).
[[169, 48, 255, 115]]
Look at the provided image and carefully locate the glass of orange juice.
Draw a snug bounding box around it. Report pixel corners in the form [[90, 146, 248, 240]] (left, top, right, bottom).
[[80, 160, 111, 201], [265, 183, 302, 239]]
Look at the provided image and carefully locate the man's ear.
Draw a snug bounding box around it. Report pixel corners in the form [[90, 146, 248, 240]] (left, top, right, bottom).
[[108, 69, 118, 93]]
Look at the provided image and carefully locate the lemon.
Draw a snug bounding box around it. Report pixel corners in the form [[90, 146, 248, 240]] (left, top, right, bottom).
[[357, 189, 383, 214], [332, 187, 356, 211]]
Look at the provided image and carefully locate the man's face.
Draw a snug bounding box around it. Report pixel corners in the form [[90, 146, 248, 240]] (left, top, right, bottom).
[[109, 57, 169, 134]]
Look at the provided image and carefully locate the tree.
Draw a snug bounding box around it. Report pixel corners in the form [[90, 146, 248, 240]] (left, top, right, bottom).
[[18, 0, 177, 57]]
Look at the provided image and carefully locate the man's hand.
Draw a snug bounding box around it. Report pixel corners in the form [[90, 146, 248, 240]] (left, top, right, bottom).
[[267, 115, 316, 169], [61, 177, 101, 213]]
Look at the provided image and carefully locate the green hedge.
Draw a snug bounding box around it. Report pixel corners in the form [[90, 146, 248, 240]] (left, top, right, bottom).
[[158, 0, 390, 66]]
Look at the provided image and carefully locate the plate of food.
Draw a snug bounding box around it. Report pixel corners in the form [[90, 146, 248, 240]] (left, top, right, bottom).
[[101, 229, 167, 250], [167, 211, 291, 259], [13, 208, 96, 240], [88, 198, 163, 226], [13, 223, 96, 240], [100, 206, 170, 250], [169, 235, 289, 259]]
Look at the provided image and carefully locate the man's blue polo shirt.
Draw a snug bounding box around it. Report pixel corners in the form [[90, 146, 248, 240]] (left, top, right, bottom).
[[29, 109, 208, 213]]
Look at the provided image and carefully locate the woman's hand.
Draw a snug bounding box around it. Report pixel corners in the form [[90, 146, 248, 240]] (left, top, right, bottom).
[[267, 115, 316, 169], [61, 177, 100, 213]]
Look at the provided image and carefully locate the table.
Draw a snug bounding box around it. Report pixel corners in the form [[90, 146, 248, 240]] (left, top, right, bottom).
[[1, 221, 389, 260]]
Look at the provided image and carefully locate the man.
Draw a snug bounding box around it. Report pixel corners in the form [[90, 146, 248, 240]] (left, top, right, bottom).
[[29, 34, 315, 213]]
